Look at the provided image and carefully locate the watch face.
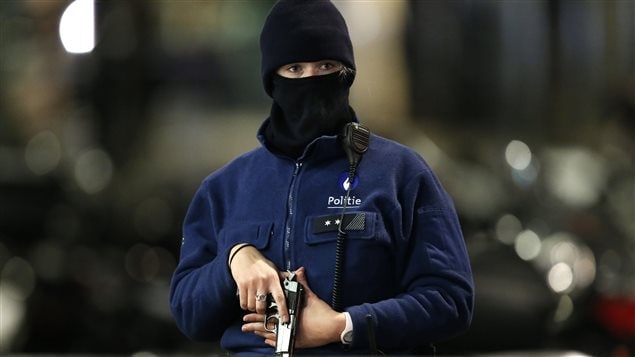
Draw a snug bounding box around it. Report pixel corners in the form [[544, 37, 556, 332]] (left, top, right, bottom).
[[343, 330, 353, 344]]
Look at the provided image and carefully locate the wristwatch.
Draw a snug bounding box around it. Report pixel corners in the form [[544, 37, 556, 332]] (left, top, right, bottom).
[[340, 312, 354, 344]]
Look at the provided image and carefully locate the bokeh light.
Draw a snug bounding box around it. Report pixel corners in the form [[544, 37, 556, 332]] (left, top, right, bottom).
[[548, 262, 574, 293], [495, 214, 522, 245], [1, 0, 633, 355], [505, 140, 532, 171], [514, 229, 541, 261], [1, 257, 37, 301], [553, 294, 574, 323], [544, 148, 608, 207], [74, 148, 114, 194], [59, 0, 95, 54], [125, 244, 176, 284], [24, 131, 62, 175], [0, 283, 27, 353], [533, 232, 597, 295]]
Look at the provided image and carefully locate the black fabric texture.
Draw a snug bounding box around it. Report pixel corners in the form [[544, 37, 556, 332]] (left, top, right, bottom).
[[259, 0, 355, 96], [264, 72, 354, 159]]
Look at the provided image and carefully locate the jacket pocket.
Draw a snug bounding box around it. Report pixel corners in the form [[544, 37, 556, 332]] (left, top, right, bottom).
[[303, 212, 388, 246], [219, 222, 274, 251]]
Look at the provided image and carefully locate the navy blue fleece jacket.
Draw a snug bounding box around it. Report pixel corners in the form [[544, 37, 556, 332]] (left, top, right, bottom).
[[169, 120, 474, 354]]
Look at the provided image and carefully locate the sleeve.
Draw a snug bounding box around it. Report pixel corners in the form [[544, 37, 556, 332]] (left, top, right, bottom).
[[345, 169, 474, 352], [169, 182, 240, 341]]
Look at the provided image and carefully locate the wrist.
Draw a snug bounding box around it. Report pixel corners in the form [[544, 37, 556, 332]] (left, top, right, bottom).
[[339, 312, 353, 344], [228, 243, 254, 268], [333, 312, 348, 344]]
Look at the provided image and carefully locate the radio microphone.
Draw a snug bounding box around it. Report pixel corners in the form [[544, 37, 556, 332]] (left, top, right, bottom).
[[341, 122, 370, 174], [331, 122, 371, 311]]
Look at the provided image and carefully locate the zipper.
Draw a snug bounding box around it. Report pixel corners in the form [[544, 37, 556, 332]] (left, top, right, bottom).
[[283, 161, 303, 271]]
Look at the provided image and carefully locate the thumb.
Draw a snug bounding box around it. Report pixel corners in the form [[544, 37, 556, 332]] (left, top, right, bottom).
[[294, 266, 315, 296]]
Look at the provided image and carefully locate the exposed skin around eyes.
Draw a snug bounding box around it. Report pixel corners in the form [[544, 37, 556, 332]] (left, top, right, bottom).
[[276, 60, 343, 78]]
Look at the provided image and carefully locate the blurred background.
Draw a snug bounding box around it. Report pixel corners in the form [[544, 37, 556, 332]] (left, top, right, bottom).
[[0, 0, 633, 355]]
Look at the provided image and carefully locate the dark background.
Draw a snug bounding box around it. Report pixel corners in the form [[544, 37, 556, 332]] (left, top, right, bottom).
[[0, 0, 633, 355]]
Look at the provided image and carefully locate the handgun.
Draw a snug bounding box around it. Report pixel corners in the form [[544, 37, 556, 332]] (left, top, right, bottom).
[[264, 271, 304, 357]]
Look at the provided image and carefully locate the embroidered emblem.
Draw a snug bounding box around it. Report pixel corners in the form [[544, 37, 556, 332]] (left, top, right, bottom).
[[338, 171, 359, 192]]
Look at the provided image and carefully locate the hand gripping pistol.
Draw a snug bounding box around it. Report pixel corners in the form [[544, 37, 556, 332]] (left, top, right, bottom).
[[264, 271, 305, 357]]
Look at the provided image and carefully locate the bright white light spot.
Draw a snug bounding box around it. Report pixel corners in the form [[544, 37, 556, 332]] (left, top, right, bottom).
[[24, 131, 62, 175], [59, 0, 95, 54], [539, 232, 597, 293], [514, 229, 541, 261], [505, 140, 532, 170], [548, 262, 574, 293], [74, 148, 113, 194]]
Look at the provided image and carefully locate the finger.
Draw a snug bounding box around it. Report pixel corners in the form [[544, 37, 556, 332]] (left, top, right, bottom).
[[270, 288, 289, 324], [241, 321, 266, 333], [248, 288, 262, 312], [254, 330, 276, 340], [255, 290, 268, 314], [264, 338, 276, 347], [294, 266, 314, 295], [243, 313, 265, 323], [238, 286, 248, 310]]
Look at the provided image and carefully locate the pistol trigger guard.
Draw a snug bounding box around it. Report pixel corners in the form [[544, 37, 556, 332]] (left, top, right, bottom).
[[264, 314, 278, 333]]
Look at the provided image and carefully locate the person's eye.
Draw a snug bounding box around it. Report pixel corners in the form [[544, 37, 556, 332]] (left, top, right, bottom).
[[320, 62, 335, 70], [320, 61, 342, 71], [287, 64, 301, 73]]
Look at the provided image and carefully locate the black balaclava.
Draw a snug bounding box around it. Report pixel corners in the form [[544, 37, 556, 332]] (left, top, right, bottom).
[[259, 0, 356, 159]]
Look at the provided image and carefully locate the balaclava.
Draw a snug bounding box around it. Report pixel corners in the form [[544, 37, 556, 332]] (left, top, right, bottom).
[[260, 0, 356, 159]]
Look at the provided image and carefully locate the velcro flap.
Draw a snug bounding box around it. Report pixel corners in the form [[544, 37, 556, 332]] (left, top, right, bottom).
[[312, 213, 366, 234]]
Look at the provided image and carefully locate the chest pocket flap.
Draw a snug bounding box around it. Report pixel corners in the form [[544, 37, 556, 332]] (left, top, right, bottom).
[[218, 222, 273, 251]]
